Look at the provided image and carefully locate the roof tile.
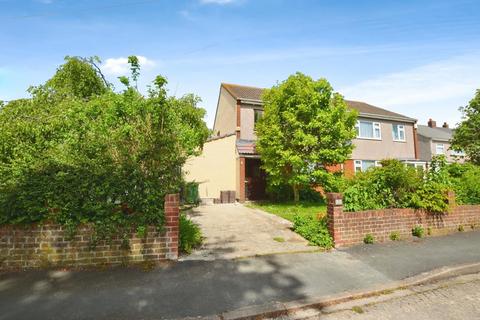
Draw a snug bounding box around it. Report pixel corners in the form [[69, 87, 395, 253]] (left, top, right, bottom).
[[221, 83, 415, 122]]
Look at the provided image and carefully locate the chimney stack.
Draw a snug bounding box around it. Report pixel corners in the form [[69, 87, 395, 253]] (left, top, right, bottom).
[[428, 118, 437, 128], [442, 122, 449, 128]]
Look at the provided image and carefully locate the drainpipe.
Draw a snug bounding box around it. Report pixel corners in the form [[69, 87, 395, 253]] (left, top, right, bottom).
[[413, 121, 419, 160], [239, 157, 246, 203], [236, 100, 241, 139]]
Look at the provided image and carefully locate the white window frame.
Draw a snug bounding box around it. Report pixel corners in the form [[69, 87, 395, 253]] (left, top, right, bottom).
[[392, 124, 406, 142], [450, 149, 465, 157], [354, 160, 381, 173], [435, 143, 445, 155], [355, 121, 382, 140], [404, 161, 426, 170]]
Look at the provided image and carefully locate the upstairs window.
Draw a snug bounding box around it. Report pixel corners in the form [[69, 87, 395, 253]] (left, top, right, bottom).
[[355, 121, 381, 139], [254, 109, 263, 124], [436, 143, 445, 155], [392, 124, 406, 141]]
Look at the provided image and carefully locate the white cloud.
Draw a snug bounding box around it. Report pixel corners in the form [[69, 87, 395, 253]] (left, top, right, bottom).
[[102, 56, 156, 76], [200, 0, 239, 4], [340, 54, 480, 126]]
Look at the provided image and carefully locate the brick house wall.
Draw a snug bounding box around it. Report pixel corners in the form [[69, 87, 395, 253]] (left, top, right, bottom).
[[0, 194, 179, 269], [326, 193, 480, 247]]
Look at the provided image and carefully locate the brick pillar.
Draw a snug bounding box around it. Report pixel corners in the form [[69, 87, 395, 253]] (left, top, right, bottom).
[[326, 193, 344, 248], [164, 193, 179, 260]]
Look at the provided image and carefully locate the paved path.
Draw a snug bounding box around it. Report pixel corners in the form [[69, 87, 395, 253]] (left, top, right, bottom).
[[1, 231, 480, 320], [293, 272, 480, 320], [182, 204, 317, 260]]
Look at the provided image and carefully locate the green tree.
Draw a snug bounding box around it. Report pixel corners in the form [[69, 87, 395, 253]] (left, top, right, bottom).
[[45, 56, 109, 100], [452, 89, 480, 164], [0, 56, 209, 242], [255, 72, 358, 202]]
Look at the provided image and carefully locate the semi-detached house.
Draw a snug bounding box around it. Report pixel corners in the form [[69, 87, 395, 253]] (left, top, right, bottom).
[[184, 83, 426, 203], [417, 119, 466, 164]]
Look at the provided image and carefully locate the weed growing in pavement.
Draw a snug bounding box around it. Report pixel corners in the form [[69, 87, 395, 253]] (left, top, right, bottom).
[[363, 234, 374, 244], [352, 306, 364, 314], [412, 225, 425, 238], [389, 231, 401, 241]]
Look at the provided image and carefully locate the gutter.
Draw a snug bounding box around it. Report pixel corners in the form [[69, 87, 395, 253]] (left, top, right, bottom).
[[239, 98, 263, 106], [358, 112, 417, 123]]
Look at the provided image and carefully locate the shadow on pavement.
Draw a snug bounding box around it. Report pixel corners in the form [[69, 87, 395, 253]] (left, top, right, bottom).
[[0, 256, 307, 320]]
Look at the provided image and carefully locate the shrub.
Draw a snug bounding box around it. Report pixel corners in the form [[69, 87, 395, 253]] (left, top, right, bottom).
[[343, 159, 423, 212], [363, 233, 374, 244], [343, 158, 452, 212], [343, 171, 388, 212], [0, 57, 209, 243], [266, 184, 325, 203], [409, 156, 451, 212], [409, 181, 449, 212], [389, 231, 400, 241], [458, 225, 464, 232], [412, 225, 425, 238], [179, 213, 202, 254], [449, 163, 480, 205], [293, 214, 333, 249]]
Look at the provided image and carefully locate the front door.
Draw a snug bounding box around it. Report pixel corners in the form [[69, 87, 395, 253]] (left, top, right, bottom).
[[245, 158, 266, 200]]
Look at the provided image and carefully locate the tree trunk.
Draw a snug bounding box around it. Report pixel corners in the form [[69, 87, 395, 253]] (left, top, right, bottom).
[[293, 184, 300, 203]]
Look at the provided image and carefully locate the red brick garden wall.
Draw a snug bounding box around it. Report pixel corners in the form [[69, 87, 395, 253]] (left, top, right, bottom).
[[0, 194, 179, 269], [326, 193, 480, 247]]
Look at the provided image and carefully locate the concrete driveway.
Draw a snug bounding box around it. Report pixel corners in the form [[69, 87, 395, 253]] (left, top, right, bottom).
[[182, 203, 318, 260]]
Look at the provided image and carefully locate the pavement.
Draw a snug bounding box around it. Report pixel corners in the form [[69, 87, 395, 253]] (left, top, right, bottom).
[[278, 272, 480, 319], [1, 231, 480, 320], [181, 204, 318, 261]]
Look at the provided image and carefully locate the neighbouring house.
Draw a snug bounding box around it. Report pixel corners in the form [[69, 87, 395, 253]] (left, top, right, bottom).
[[184, 83, 425, 203], [417, 119, 466, 164]]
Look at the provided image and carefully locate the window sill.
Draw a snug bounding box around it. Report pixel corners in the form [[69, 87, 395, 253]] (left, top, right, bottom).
[[393, 139, 406, 143], [355, 137, 382, 141]]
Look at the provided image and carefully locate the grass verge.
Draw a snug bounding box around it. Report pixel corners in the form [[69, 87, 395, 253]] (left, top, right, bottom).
[[247, 201, 327, 222]]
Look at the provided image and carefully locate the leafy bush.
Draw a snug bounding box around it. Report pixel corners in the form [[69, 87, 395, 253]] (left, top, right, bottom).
[[363, 234, 374, 244], [266, 184, 325, 203], [299, 188, 325, 203], [292, 214, 333, 249], [412, 225, 425, 238], [0, 57, 209, 243], [448, 163, 480, 205], [179, 213, 202, 254], [343, 158, 451, 212], [409, 182, 449, 212], [389, 231, 400, 241]]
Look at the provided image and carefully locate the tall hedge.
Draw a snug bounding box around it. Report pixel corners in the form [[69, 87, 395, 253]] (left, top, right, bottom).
[[0, 57, 209, 239]]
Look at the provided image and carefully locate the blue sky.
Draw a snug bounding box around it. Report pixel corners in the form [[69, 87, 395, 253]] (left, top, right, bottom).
[[1, 0, 479, 127]]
